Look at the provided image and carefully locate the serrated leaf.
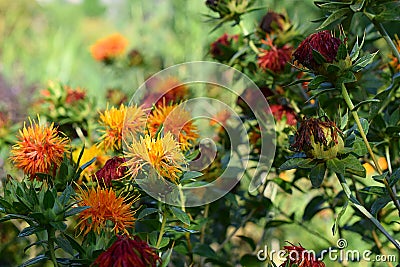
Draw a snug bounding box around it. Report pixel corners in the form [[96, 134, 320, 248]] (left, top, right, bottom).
[[372, 171, 389, 183], [389, 168, 400, 187], [341, 154, 366, 177], [317, 8, 350, 30], [352, 138, 368, 156], [309, 163, 326, 187], [336, 43, 348, 60], [327, 158, 345, 174], [170, 207, 190, 225], [138, 208, 159, 220]]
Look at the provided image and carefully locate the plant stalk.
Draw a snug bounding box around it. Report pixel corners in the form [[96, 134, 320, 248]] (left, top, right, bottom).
[[368, 18, 400, 62], [47, 227, 59, 267], [336, 173, 400, 251], [156, 210, 167, 248], [340, 83, 400, 215]]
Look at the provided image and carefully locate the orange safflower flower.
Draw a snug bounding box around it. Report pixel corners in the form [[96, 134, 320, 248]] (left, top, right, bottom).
[[90, 33, 128, 62], [142, 77, 189, 108], [147, 103, 199, 151], [280, 243, 325, 267], [76, 186, 138, 236], [124, 133, 186, 183], [363, 157, 388, 176], [98, 104, 146, 151], [10, 118, 69, 178]]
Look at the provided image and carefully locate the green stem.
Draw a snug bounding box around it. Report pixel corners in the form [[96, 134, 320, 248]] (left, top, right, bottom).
[[368, 18, 400, 62], [156, 210, 167, 248], [47, 227, 59, 267], [336, 173, 400, 251], [341, 83, 400, 214], [238, 21, 259, 54]]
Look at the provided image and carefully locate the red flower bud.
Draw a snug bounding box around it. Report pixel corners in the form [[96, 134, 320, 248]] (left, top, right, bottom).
[[293, 31, 342, 70], [94, 157, 127, 187]]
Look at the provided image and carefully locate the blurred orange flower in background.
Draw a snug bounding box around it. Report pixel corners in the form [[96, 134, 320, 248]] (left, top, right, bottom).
[[90, 33, 128, 62]]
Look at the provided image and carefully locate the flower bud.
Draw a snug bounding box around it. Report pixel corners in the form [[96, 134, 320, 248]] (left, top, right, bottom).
[[293, 31, 343, 73], [94, 157, 127, 187], [259, 11, 286, 34], [292, 117, 344, 160], [210, 33, 239, 62]]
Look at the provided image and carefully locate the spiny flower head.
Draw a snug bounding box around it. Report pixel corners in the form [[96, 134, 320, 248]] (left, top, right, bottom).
[[10, 118, 69, 178], [270, 104, 297, 126], [293, 30, 342, 71], [90, 33, 128, 63], [258, 36, 292, 73], [76, 186, 137, 236], [124, 133, 186, 184], [147, 103, 199, 151], [95, 157, 127, 187], [291, 117, 344, 160], [92, 235, 161, 267], [280, 243, 325, 267], [98, 104, 146, 151]]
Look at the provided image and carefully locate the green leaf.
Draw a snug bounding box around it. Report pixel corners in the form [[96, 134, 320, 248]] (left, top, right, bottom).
[[332, 200, 348, 235], [303, 195, 328, 221], [59, 185, 74, 207], [350, 0, 365, 12], [340, 111, 349, 129], [158, 237, 170, 249], [389, 168, 400, 187], [327, 158, 345, 174], [167, 226, 199, 233], [237, 236, 256, 251], [19, 254, 49, 267], [336, 43, 348, 61], [138, 208, 159, 220], [308, 75, 328, 90], [350, 33, 365, 61], [193, 243, 218, 259], [352, 52, 378, 72], [341, 154, 366, 177], [55, 236, 75, 256], [0, 214, 35, 223], [312, 49, 327, 64], [170, 207, 190, 225], [360, 186, 386, 196], [372, 171, 389, 183], [352, 138, 368, 156], [63, 233, 86, 256], [317, 8, 350, 30], [371, 197, 391, 215], [279, 158, 315, 170], [352, 99, 380, 111], [65, 206, 90, 217], [43, 190, 55, 210], [160, 247, 174, 267], [265, 220, 291, 228], [240, 254, 265, 266], [18, 226, 44, 237], [180, 171, 203, 182], [271, 178, 292, 194], [309, 163, 326, 187]]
